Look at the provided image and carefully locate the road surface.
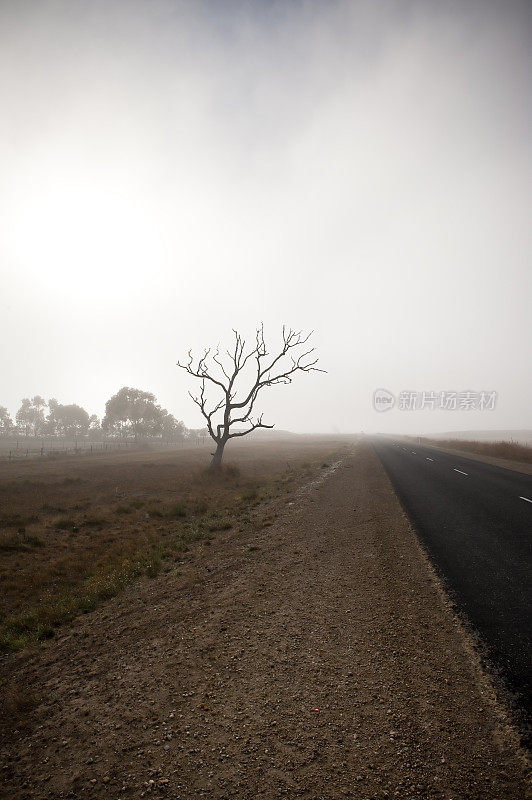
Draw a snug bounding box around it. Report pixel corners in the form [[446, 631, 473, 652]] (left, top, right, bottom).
[[373, 437, 532, 741]]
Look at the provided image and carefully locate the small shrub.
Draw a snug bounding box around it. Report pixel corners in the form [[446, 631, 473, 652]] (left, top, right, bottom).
[[146, 558, 162, 578], [222, 463, 240, 479], [147, 506, 164, 518], [53, 517, 76, 530], [84, 515, 109, 527], [166, 502, 187, 519], [199, 463, 241, 483], [35, 623, 55, 641], [72, 501, 90, 511], [207, 521, 232, 532], [0, 531, 43, 552], [115, 505, 134, 515], [0, 514, 21, 527], [0, 533, 22, 552], [24, 534, 43, 547], [0, 513, 39, 528], [241, 488, 259, 504]]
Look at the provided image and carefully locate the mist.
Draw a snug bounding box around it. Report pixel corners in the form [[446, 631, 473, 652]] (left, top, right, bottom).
[[1, 0, 530, 435]]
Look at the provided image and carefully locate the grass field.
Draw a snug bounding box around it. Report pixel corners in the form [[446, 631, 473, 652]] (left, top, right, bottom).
[[0, 438, 343, 652]]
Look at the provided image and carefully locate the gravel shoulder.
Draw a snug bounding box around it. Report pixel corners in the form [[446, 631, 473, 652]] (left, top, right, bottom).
[[1, 441, 530, 799], [403, 441, 532, 476]]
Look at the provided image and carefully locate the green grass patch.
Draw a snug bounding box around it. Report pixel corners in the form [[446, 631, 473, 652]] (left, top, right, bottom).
[[0, 544, 166, 653]]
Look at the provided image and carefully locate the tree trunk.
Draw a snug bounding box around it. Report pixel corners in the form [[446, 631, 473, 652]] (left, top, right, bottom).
[[209, 439, 226, 470]]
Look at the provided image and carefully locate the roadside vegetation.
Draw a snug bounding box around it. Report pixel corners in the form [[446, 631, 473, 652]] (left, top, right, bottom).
[[0, 441, 337, 653], [418, 437, 532, 464]]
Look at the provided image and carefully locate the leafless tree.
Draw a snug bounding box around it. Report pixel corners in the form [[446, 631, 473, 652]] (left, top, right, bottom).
[[177, 325, 324, 469]]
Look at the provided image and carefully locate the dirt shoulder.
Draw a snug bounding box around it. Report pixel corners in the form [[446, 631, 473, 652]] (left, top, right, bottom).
[[1, 441, 529, 799]]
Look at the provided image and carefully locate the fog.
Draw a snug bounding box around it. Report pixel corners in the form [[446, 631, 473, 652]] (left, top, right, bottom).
[[1, 0, 530, 435]]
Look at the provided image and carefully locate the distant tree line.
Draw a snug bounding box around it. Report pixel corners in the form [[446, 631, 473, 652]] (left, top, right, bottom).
[[0, 387, 202, 442]]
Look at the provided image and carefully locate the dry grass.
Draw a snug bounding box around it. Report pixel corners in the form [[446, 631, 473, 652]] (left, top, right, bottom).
[[419, 437, 532, 463], [0, 438, 342, 652]]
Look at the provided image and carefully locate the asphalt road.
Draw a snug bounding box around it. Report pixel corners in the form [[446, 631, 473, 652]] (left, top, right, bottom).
[[373, 437, 532, 740]]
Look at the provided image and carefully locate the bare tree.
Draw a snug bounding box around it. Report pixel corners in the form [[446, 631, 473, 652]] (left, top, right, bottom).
[[177, 325, 324, 469]]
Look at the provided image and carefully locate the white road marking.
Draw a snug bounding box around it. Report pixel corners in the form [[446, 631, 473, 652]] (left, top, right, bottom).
[[519, 496, 532, 504], [426, 457, 434, 461], [411, 451, 417, 454], [454, 468, 468, 476], [403, 447, 407, 451]]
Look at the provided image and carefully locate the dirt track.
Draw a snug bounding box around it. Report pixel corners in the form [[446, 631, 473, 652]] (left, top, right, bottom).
[[1, 442, 530, 799]]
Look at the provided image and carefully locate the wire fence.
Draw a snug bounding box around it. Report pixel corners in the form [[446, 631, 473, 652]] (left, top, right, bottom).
[[0, 436, 209, 461]]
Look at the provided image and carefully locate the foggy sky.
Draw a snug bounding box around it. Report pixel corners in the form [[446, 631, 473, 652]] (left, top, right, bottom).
[[1, 0, 530, 434]]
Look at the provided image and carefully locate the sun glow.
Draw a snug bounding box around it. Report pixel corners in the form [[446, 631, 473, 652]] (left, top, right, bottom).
[[6, 154, 162, 299]]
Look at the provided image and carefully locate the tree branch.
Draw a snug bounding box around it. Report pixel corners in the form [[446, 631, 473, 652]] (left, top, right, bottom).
[[227, 413, 274, 439], [177, 350, 228, 393], [177, 325, 324, 462]]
